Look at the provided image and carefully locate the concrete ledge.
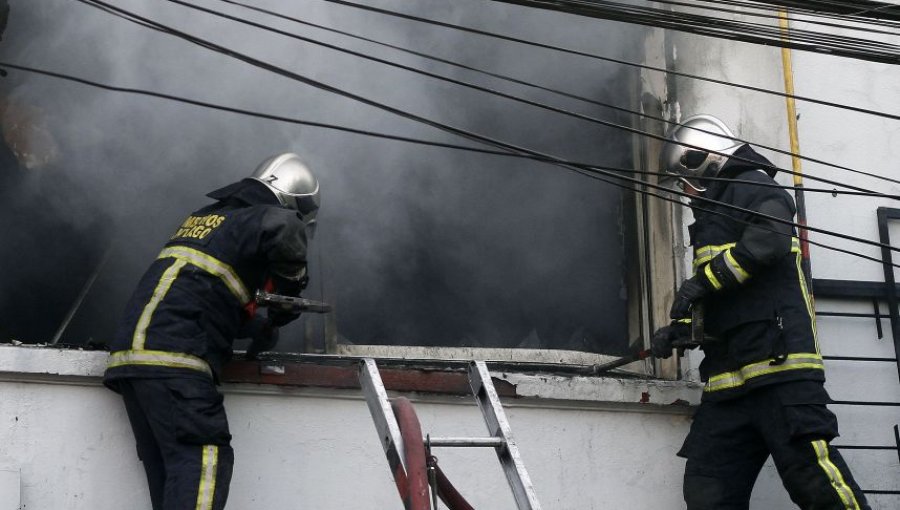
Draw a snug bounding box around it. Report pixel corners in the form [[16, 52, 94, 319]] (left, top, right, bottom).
[[0, 343, 107, 378], [0, 344, 700, 413]]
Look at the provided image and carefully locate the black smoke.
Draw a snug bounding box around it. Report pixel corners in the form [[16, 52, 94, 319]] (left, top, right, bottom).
[[0, 0, 645, 354]]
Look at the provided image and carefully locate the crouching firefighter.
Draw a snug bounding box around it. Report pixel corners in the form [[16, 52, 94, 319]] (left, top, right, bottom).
[[104, 153, 320, 510], [651, 115, 869, 510]]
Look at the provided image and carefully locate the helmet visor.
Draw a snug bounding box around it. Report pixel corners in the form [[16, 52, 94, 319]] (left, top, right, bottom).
[[681, 149, 710, 170]]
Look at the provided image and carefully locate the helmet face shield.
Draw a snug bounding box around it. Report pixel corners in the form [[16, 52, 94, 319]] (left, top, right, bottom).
[[660, 114, 743, 193], [681, 149, 710, 170]]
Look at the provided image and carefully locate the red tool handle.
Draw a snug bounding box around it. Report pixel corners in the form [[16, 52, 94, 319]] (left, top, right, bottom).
[[243, 277, 275, 318]]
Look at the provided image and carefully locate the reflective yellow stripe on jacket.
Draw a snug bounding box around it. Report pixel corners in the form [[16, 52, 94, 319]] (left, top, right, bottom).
[[723, 249, 751, 284], [704, 353, 824, 393], [110, 247, 245, 375], [693, 237, 802, 271], [694, 242, 737, 270], [108, 349, 212, 377], [133, 258, 187, 350], [158, 245, 251, 304]]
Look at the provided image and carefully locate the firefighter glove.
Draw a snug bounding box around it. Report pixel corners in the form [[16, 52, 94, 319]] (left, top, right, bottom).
[[670, 274, 711, 320], [269, 308, 302, 327], [650, 322, 691, 359], [247, 322, 279, 360]]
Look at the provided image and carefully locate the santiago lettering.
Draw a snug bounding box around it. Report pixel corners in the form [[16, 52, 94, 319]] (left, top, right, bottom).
[[170, 214, 226, 240]]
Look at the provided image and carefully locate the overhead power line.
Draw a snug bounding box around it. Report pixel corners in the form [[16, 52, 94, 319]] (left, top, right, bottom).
[[647, 0, 900, 34], [71, 0, 900, 262], [20, 57, 887, 271], [5, 61, 896, 201], [746, 0, 900, 22], [183, 0, 900, 193], [488, 0, 900, 64], [211, 0, 900, 191], [314, 0, 900, 121]]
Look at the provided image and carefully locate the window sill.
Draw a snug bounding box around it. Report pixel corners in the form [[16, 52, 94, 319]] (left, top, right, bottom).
[[0, 344, 701, 413]]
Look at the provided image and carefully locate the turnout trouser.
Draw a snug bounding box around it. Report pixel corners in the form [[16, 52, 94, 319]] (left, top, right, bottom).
[[678, 381, 869, 510], [119, 377, 234, 510]]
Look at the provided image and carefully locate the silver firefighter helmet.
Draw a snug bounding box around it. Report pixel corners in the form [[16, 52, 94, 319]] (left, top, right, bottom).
[[661, 114, 744, 193], [251, 152, 320, 225]]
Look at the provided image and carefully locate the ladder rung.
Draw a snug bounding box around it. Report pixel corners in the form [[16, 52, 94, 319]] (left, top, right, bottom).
[[428, 436, 505, 448]]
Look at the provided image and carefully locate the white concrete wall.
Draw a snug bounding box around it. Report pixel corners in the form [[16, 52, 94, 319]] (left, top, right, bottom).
[[665, 8, 900, 509], [0, 345, 702, 510]]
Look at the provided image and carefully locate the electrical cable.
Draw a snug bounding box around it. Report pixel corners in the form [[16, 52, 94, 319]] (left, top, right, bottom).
[[212, 0, 900, 191], [486, 0, 900, 65], [72, 0, 900, 263], [567, 0, 900, 37], [314, 0, 900, 122], [641, 0, 900, 36], [746, 0, 900, 22], [516, 0, 900, 58], [687, 0, 900, 28], [77, 0, 900, 260], [10, 57, 897, 267], [3, 61, 895, 203], [653, 0, 900, 31], [170, 0, 900, 195], [604, 0, 900, 48]]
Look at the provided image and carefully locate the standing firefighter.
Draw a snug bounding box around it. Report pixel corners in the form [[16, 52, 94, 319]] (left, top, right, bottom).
[[651, 115, 869, 509], [104, 153, 320, 510]]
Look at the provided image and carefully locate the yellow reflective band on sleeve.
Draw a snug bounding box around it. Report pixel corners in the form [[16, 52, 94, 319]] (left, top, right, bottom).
[[704, 264, 723, 290], [704, 353, 824, 392], [693, 243, 735, 271], [811, 440, 861, 509], [196, 445, 219, 510], [158, 246, 250, 304], [107, 349, 212, 377], [693, 238, 801, 272], [133, 259, 187, 350], [724, 248, 751, 283]]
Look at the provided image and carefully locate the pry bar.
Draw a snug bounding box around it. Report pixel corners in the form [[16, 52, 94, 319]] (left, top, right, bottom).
[[255, 289, 333, 314]]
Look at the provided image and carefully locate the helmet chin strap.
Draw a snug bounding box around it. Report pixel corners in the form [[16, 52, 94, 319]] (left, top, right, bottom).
[[678, 177, 707, 195]]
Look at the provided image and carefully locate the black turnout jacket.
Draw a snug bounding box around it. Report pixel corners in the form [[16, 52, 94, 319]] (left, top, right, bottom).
[[689, 145, 822, 401], [105, 179, 308, 388]]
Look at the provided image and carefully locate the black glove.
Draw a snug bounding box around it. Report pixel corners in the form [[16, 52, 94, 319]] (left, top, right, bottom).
[[247, 321, 279, 360], [269, 308, 301, 327], [650, 322, 691, 359], [670, 274, 711, 320]]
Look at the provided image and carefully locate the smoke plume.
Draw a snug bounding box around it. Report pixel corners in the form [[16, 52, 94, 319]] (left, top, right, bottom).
[[0, 0, 646, 354]]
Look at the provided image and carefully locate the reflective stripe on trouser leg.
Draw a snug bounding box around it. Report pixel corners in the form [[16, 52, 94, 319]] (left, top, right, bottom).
[[195, 445, 219, 510], [169, 442, 233, 510], [811, 440, 862, 510]]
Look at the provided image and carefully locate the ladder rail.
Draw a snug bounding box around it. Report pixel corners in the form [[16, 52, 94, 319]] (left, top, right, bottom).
[[468, 361, 542, 510], [360, 358, 409, 476]]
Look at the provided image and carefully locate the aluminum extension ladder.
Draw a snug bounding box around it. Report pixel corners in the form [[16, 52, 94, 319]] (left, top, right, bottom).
[[359, 358, 542, 510]]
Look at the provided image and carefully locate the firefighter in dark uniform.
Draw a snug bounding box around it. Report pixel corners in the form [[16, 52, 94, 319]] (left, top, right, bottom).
[[651, 115, 869, 510], [104, 153, 320, 510]]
